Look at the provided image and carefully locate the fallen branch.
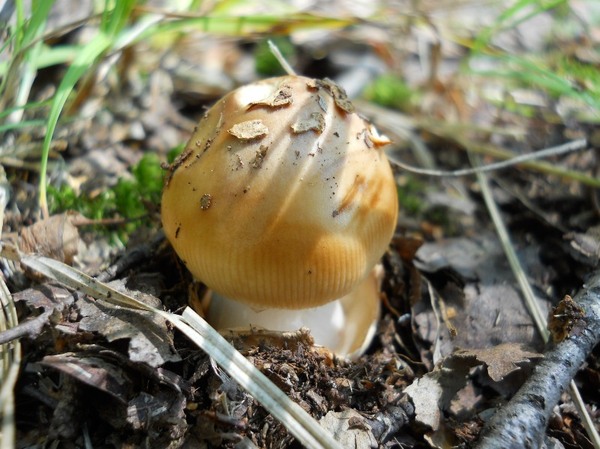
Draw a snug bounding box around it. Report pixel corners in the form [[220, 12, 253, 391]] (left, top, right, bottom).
[[476, 270, 600, 449]]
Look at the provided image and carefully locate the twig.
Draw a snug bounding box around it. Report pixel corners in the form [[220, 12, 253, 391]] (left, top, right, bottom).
[[473, 152, 600, 448], [389, 138, 588, 179], [0, 310, 52, 344], [475, 270, 600, 449], [354, 100, 599, 187]]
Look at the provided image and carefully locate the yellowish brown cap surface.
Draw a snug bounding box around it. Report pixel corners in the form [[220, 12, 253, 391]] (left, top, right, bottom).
[[161, 75, 398, 309]]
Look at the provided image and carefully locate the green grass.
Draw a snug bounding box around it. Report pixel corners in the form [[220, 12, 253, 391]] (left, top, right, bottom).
[[467, 0, 600, 116], [471, 0, 568, 53], [0, 0, 54, 125], [38, 0, 137, 216], [472, 54, 600, 112]]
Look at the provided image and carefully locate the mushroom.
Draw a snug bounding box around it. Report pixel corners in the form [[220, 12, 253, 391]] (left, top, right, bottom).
[[161, 75, 398, 357]]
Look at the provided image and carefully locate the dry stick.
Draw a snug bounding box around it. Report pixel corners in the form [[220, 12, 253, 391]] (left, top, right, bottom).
[[475, 270, 600, 449], [388, 138, 588, 178], [356, 98, 599, 188], [267, 40, 297, 76], [473, 153, 600, 448]]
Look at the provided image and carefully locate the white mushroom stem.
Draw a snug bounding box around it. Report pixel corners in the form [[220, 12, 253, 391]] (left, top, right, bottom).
[[207, 265, 383, 358]]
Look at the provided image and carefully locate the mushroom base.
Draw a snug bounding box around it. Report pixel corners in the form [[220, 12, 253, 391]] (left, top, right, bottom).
[[206, 265, 383, 358]]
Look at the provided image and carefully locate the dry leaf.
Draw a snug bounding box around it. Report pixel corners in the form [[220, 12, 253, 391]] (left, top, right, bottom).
[[405, 342, 541, 443], [78, 279, 180, 367], [451, 343, 542, 382], [19, 212, 80, 264], [6, 284, 74, 341], [404, 366, 468, 432], [404, 373, 445, 431], [414, 234, 549, 357], [42, 352, 130, 403]]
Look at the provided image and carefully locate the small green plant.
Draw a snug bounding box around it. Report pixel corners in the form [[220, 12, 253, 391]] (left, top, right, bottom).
[[48, 152, 166, 239], [554, 55, 600, 101], [38, 0, 137, 215], [363, 74, 414, 111], [47, 184, 114, 221]]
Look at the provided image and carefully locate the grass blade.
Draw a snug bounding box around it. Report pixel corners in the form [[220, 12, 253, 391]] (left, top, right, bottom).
[[38, 0, 136, 216]]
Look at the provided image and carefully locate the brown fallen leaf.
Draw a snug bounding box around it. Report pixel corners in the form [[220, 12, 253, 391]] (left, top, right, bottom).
[[19, 212, 80, 265], [0, 284, 73, 344], [78, 279, 181, 368], [405, 371, 446, 432], [404, 343, 542, 445], [41, 348, 189, 448], [414, 234, 549, 358], [41, 352, 131, 403], [451, 343, 543, 383]]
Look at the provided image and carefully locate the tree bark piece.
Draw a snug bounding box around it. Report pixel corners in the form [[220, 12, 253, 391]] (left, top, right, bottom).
[[476, 271, 600, 449]]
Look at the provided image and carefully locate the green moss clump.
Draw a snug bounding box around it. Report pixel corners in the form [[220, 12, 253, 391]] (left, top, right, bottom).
[[363, 74, 415, 111], [48, 151, 173, 240]]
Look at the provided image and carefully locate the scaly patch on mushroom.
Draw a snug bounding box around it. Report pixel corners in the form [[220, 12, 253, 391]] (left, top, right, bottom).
[[161, 75, 398, 357]]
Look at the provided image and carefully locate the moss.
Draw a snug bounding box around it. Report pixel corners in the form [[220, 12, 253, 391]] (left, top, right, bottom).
[[363, 74, 415, 111]]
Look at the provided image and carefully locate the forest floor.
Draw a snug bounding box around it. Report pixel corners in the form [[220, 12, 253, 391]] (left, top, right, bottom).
[[1, 1, 600, 448]]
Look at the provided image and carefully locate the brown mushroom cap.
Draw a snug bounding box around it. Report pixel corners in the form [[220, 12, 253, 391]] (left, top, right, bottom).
[[161, 75, 398, 309]]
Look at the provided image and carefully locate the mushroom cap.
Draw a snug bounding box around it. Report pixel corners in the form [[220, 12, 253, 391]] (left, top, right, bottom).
[[161, 75, 398, 309]]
